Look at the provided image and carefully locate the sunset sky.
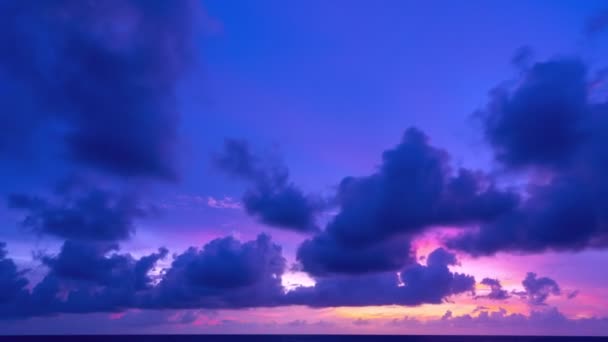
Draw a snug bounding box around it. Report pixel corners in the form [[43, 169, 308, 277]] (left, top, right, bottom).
[[1, 0, 608, 336]]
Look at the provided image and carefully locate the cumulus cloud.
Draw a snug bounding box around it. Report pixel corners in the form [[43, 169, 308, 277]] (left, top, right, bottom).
[[0, 240, 479, 319], [0, 238, 168, 318], [143, 234, 287, 310], [8, 184, 146, 242], [0, 0, 202, 179], [520, 272, 561, 306], [477, 278, 511, 300], [215, 139, 323, 233], [287, 248, 475, 307], [297, 234, 414, 277], [448, 57, 608, 255], [0, 243, 30, 318], [298, 128, 518, 275]]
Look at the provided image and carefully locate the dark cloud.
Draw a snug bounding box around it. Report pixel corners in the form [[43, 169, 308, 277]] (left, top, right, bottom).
[[511, 46, 534, 70], [1, 241, 478, 318], [0, 0, 202, 179], [215, 139, 322, 233], [0, 243, 30, 318], [287, 248, 475, 307], [0, 238, 168, 319], [567, 290, 580, 300], [41, 240, 124, 285], [297, 235, 413, 277], [521, 272, 561, 306], [134, 247, 168, 291], [8, 184, 146, 242], [298, 128, 518, 275], [479, 59, 588, 169], [448, 57, 608, 255], [477, 278, 510, 300], [584, 9, 608, 37], [0, 234, 288, 318], [145, 234, 287, 309]]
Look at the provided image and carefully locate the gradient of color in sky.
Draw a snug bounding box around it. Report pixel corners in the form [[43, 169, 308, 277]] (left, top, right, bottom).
[[1, 0, 608, 336]]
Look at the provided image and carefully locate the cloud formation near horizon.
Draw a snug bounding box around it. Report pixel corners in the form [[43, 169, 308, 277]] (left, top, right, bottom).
[[0, 237, 478, 319]]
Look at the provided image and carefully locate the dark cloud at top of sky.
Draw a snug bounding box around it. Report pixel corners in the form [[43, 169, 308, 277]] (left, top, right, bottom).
[[0, 0, 202, 179], [298, 128, 518, 276], [448, 57, 608, 255], [215, 139, 323, 233], [8, 184, 147, 242]]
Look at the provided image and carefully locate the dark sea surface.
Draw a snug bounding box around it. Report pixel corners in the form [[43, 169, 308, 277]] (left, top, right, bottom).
[[0, 336, 606, 342]]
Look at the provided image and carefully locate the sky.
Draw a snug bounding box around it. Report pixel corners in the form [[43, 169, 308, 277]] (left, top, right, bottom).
[[1, 0, 608, 336]]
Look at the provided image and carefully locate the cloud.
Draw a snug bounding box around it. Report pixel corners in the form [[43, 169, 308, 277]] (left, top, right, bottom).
[[0, 0, 202, 179], [567, 290, 580, 300], [0, 243, 30, 318], [477, 278, 511, 300], [0, 241, 478, 318], [584, 9, 608, 37], [298, 128, 518, 275], [0, 235, 287, 318], [206, 196, 241, 210], [297, 234, 414, 277], [144, 234, 287, 309], [8, 183, 146, 242], [0, 238, 168, 318], [478, 59, 588, 169], [448, 57, 608, 255], [520, 272, 561, 306], [388, 307, 608, 336], [352, 318, 371, 326], [287, 248, 475, 307], [215, 139, 322, 233]]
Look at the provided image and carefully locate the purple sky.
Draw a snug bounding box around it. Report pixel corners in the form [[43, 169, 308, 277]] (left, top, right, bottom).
[[1, 0, 608, 335]]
